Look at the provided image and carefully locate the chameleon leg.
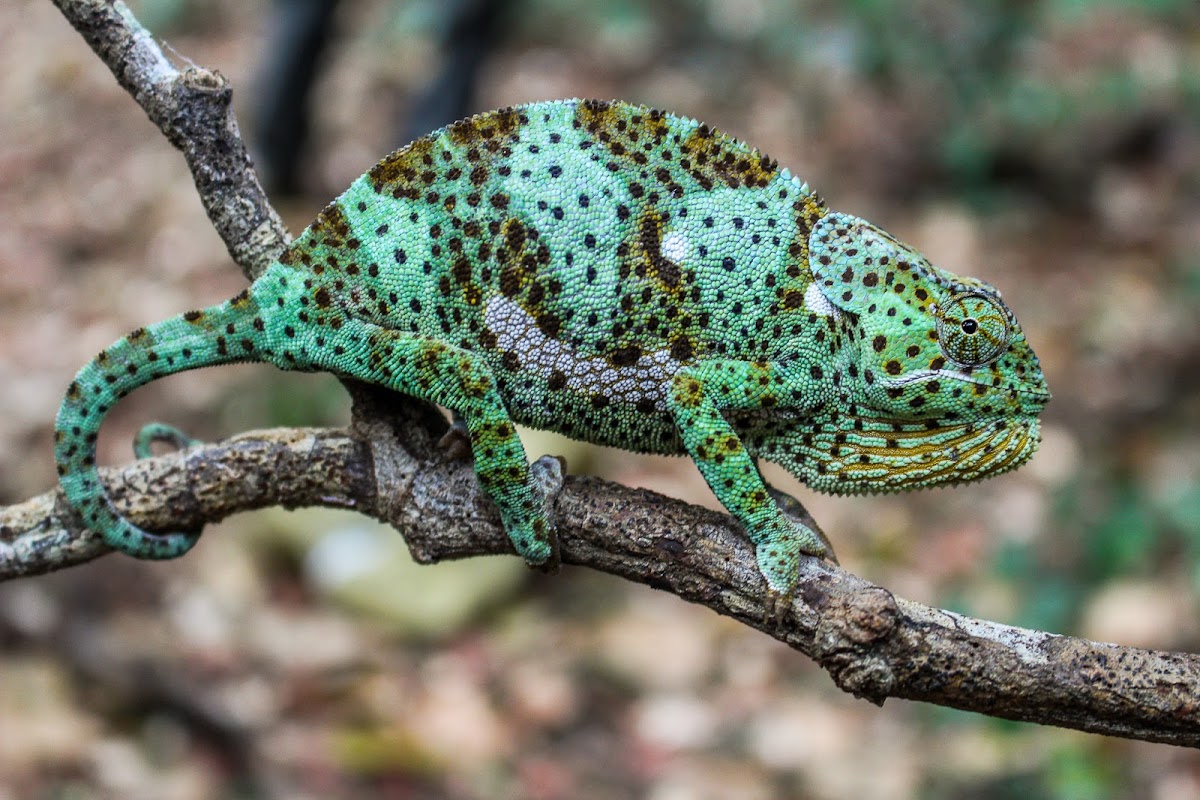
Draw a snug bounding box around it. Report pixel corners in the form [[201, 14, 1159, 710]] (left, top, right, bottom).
[[667, 361, 829, 597], [318, 320, 559, 569]]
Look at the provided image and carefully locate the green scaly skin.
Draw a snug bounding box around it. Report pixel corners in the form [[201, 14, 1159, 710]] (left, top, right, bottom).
[[54, 99, 1050, 597]]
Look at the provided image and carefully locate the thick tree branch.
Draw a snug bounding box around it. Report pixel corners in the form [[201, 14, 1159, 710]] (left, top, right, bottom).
[[4, 393, 1199, 746], [49, 0, 291, 278], [22, 0, 1199, 752]]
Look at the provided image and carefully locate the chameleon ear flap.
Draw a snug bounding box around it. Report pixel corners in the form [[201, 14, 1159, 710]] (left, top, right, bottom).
[[809, 211, 913, 314]]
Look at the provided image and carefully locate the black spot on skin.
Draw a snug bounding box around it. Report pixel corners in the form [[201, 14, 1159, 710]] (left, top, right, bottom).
[[547, 369, 567, 391], [670, 337, 695, 361], [537, 313, 562, 338], [499, 268, 521, 298], [610, 345, 642, 366], [873, 335, 887, 352], [885, 360, 902, 375]]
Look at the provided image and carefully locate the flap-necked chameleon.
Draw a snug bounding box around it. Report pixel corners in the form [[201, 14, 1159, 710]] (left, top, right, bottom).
[[54, 99, 1050, 598]]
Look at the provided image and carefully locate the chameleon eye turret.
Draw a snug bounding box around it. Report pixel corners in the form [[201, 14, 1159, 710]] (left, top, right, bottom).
[[56, 99, 1049, 601], [935, 292, 1011, 367]]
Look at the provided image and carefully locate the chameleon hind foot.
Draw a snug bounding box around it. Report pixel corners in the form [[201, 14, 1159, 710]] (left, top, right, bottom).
[[133, 423, 201, 460], [525, 454, 566, 573], [439, 417, 564, 572]]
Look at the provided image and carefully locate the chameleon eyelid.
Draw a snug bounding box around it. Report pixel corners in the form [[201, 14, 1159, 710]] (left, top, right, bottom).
[[935, 291, 1011, 367]]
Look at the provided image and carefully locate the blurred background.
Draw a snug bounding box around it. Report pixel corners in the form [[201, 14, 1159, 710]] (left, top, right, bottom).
[[2, 0, 1199, 797]]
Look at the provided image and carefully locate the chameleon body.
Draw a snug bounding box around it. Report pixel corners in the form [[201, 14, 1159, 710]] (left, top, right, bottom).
[[55, 99, 1049, 596]]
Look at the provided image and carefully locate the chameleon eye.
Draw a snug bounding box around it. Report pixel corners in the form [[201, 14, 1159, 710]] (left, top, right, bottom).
[[936, 292, 1010, 366]]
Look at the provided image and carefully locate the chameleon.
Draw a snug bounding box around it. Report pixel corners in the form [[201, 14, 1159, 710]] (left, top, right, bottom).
[[54, 98, 1050, 599]]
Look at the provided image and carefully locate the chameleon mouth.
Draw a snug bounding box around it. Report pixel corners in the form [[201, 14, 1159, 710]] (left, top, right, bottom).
[[795, 412, 1043, 494], [880, 369, 1051, 405], [883, 367, 1051, 395]]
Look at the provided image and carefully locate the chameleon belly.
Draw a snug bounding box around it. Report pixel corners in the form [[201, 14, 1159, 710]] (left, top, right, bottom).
[[55, 99, 1050, 599]]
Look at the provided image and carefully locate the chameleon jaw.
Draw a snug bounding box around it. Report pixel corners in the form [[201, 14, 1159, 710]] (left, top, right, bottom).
[[879, 369, 1052, 404]]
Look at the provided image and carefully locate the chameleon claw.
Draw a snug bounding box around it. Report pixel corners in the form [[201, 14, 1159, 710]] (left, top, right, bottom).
[[763, 587, 792, 630], [530, 453, 567, 498], [436, 413, 473, 461]]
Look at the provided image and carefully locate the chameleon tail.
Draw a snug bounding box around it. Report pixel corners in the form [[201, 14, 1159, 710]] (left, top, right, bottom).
[[54, 288, 270, 559]]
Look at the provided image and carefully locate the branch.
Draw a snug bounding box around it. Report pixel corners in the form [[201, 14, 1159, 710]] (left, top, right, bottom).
[[49, 0, 291, 278], [5, 390, 1199, 746], [28, 0, 1200, 751]]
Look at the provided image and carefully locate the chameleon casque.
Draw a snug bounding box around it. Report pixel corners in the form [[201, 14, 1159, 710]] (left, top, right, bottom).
[[55, 99, 1050, 599]]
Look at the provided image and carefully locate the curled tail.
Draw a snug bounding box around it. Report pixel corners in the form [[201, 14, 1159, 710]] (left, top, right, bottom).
[[55, 287, 271, 559]]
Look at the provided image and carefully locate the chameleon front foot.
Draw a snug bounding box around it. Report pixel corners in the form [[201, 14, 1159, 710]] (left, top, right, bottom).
[[754, 515, 833, 627], [765, 483, 838, 566]]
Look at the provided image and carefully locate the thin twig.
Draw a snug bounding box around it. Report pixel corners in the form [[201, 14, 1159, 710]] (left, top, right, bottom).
[[48, 0, 291, 278]]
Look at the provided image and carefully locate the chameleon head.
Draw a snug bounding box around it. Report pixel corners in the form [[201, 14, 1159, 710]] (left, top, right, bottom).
[[769, 211, 1050, 494]]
